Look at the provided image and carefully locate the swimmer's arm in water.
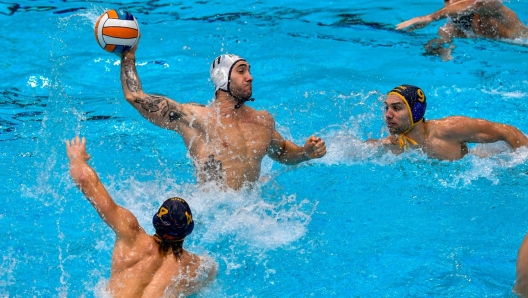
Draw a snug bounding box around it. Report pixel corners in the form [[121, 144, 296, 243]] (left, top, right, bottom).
[[424, 23, 464, 59], [396, 0, 490, 31], [66, 136, 141, 244], [441, 116, 528, 149], [268, 128, 326, 165], [365, 137, 400, 149], [120, 43, 198, 132], [365, 138, 384, 145]]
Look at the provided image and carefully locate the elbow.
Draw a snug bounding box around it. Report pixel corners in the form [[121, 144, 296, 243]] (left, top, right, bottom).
[[124, 93, 136, 104]]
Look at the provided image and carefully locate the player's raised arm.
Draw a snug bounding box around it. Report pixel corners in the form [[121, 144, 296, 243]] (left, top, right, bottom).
[[120, 42, 195, 132], [66, 136, 141, 242]]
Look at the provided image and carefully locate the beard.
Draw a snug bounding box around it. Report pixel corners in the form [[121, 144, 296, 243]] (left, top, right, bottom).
[[388, 122, 411, 135], [230, 88, 252, 100], [229, 82, 252, 100]]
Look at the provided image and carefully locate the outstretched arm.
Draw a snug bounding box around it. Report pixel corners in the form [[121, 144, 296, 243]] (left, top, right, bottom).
[[120, 42, 195, 132], [396, 0, 486, 31], [66, 136, 141, 242], [268, 130, 326, 165], [445, 117, 528, 149], [424, 23, 465, 60]]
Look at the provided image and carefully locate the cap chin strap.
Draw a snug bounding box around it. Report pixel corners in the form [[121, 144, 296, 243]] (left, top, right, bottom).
[[230, 91, 254, 109], [398, 119, 423, 149]]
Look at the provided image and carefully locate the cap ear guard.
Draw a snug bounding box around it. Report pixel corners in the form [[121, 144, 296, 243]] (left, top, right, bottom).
[[212, 68, 228, 91], [210, 54, 245, 92]]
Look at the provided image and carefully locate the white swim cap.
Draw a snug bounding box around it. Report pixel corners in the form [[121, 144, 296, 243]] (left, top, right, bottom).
[[210, 54, 246, 92]]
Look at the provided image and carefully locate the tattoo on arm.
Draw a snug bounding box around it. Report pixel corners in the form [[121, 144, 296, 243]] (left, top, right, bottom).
[[122, 57, 189, 123], [135, 95, 187, 122], [122, 59, 140, 93], [162, 99, 187, 122]]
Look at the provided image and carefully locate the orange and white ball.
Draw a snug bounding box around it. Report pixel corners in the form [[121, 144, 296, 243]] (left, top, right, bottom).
[[94, 9, 140, 54]]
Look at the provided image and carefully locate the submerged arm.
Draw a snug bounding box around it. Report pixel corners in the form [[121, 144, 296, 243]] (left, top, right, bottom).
[[66, 136, 140, 242]]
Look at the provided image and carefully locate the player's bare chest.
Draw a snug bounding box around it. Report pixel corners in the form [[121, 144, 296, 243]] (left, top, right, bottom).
[[200, 117, 272, 153]]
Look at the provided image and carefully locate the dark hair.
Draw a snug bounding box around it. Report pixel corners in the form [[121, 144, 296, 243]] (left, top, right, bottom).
[[153, 233, 184, 258]]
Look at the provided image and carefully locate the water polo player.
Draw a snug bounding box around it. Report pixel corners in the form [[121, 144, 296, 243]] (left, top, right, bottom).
[[118, 40, 326, 190], [366, 84, 528, 160], [66, 136, 216, 297], [396, 0, 528, 60]]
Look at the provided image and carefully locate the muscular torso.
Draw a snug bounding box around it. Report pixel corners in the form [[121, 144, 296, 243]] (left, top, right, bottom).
[[108, 233, 209, 298], [177, 104, 275, 189], [421, 136, 469, 160]]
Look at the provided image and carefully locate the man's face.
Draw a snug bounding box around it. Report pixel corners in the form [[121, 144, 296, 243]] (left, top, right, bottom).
[[229, 61, 253, 100], [384, 94, 412, 135]]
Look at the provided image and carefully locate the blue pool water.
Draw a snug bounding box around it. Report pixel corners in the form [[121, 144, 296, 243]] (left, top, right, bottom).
[[2, 0, 528, 296]]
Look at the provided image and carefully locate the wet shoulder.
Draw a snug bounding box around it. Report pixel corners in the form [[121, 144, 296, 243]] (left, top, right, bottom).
[[427, 116, 470, 138], [179, 252, 217, 284], [242, 107, 275, 126], [427, 116, 474, 140]]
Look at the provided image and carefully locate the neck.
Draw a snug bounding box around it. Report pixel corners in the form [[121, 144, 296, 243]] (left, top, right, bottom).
[[396, 120, 426, 149], [214, 92, 242, 115], [403, 121, 425, 143]]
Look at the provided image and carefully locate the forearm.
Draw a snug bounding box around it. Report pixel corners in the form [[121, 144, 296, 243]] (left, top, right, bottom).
[[121, 52, 145, 103], [69, 159, 96, 190], [504, 128, 528, 149], [69, 159, 121, 223], [274, 140, 310, 165], [70, 160, 107, 205], [471, 123, 528, 149]]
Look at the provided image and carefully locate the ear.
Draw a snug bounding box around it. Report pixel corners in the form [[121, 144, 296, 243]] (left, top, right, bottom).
[[212, 68, 228, 90]]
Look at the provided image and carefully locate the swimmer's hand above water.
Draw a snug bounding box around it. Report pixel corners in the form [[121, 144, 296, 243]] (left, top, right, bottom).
[[303, 135, 326, 159], [66, 136, 96, 190], [66, 136, 91, 162], [120, 35, 140, 58]]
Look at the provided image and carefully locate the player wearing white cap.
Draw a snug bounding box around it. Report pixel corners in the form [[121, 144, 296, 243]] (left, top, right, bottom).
[[119, 42, 326, 190]]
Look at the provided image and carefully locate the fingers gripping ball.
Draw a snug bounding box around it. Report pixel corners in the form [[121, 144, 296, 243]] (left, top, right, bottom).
[[94, 9, 140, 54]]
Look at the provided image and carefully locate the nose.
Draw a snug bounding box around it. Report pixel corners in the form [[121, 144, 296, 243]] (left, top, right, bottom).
[[247, 72, 253, 82], [384, 109, 393, 119]]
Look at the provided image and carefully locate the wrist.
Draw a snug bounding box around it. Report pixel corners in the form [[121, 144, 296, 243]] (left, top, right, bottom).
[[122, 51, 135, 60]]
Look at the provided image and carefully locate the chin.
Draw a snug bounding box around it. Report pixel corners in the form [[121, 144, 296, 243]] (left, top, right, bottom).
[[388, 127, 403, 135], [240, 93, 252, 100]]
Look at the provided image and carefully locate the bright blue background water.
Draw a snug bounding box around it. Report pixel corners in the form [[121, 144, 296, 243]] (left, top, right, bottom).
[[2, 0, 528, 297]]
